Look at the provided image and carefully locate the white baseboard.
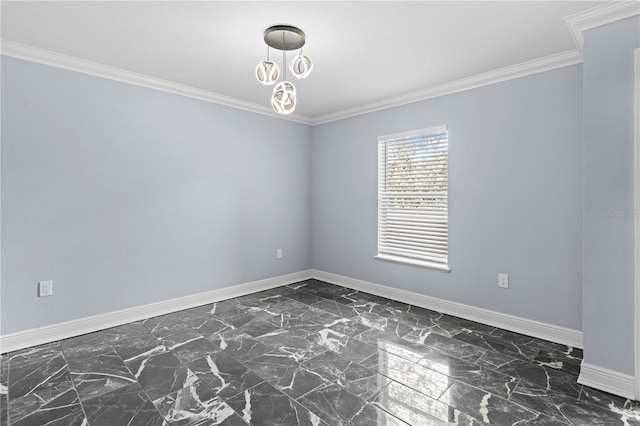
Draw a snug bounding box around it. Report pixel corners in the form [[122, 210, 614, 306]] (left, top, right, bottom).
[[0, 270, 313, 353], [5, 267, 634, 398], [578, 362, 636, 400], [311, 269, 584, 349]]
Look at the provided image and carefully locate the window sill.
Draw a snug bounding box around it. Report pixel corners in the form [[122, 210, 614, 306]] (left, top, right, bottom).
[[375, 254, 451, 272]]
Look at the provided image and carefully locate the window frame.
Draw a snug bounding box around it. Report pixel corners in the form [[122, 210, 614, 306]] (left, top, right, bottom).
[[375, 125, 450, 272]]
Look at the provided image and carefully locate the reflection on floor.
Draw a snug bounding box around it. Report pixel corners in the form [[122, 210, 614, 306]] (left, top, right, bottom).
[[1, 279, 640, 425]]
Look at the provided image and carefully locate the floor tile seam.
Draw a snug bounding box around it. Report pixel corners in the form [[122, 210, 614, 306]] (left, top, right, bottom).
[[61, 350, 90, 426], [3, 357, 8, 426], [129, 370, 181, 425], [405, 332, 489, 365], [413, 351, 520, 386], [16, 343, 86, 425], [445, 378, 545, 419], [364, 364, 450, 402], [8, 349, 75, 417], [371, 380, 449, 425], [531, 347, 584, 367], [297, 383, 367, 425], [349, 401, 409, 426], [291, 380, 330, 402]]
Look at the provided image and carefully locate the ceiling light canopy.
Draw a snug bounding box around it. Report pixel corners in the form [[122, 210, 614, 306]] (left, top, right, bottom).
[[256, 25, 313, 114]]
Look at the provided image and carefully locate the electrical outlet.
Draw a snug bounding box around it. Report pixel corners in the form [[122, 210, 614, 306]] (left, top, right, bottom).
[[498, 274, 509, 289], [38, 280, 53, 297], [276, 248, 283, 259]]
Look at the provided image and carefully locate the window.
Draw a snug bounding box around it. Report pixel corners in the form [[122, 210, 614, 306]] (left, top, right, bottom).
[[377, 125, 449, 270]]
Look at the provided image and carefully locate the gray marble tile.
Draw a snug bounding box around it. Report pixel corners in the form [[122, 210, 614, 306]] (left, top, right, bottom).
[[154, 379, 246, 425], [510, 383, 640, 426], [508, 380, 575, 424], [104, 322, 152, 340], [1, 393, 6, 426], [433, 314, 497, 336], [1, 354, 7, 414], [347, 301, 380, 316], [452, 331, 539, 362], [440, 381, 539, 425], [256, 330, 328, 362], [303, 350, 390, 401], [208, 329, 272, 361], [474, 349, 520, 370], [338, 363, 392, 400], [111, 332, 167, 363], [348, 403, 411, 426], [238, 318, 281, 338], [223, 313, 280, 338], [364, 350, 451, 400], [368, 303, 412, 320], [302, 351, 355, 381], [322, 317, 371, 337], [312, 299, 360, 318], [481, 355, 582, 398], [184, 300, 243, 319], [300, 280, 353, 296], [8, 344, 70, 400], [245, 299, 307, 318], [127, 351, 198, 400], [312, 290, 359, 306], [557, 400, 640, 425], [3, 281, 593, 426], [353, 312, 413, 337], [210, 305, 249, 321], [244, 353, 326, 399], [10, 388, 86, 426], [265, 313, 327, 334], [418, 350, 519, 399], [169, 337, 219, 366], [68, 349, 137, 401], [417, 332, 487, 362], [187, 351, 263, 399], [300, 383, 368, 425], [60, 331, 112, 357], [307, 327, 351, 353], [371, 380, 487, 425], [580, 385, 640, 415], [8, 381, 77, 424], [401, 316, 468, 340], [226, 381, 327, 426], [142, 312, 186, 334], [234, 294, 295, 313], [533, 348, 582, 377], [153, 323, 203, 345], [183, 316, 233, 337], [82, 382, 166, 426], [367, 335, 432, 363], [284, 290, 326, 306], [307, 328, 378, 363], [490, 329, 579, 356]]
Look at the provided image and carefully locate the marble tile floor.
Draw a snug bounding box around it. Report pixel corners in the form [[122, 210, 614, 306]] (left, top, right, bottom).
[[1, 279, 640, 425]]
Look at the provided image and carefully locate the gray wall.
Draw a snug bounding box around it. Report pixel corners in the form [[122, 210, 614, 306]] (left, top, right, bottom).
[[582, 16, 640, 376], [311, 65, 584, 331], [1, 57, 312, 335]]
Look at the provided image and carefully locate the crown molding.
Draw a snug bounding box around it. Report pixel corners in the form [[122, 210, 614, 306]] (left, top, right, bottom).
[[2, 1, 637, 126], [0, 40, 314, 125], [565, 1, 640, 53], [310, 50, 583, 125]]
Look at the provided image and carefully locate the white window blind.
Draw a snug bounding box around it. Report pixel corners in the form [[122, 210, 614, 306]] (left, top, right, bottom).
[[377, 125, 449, 270]]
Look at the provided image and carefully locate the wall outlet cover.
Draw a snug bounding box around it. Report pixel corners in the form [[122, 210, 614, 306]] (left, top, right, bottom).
[[38, 280, 53, 297]]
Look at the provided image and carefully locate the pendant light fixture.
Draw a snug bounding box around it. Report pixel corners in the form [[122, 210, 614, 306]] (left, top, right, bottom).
[[256, 25, 313, 114]]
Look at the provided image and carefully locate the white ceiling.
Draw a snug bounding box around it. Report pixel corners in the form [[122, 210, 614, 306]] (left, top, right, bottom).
[[1, 1, 608, 123]]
